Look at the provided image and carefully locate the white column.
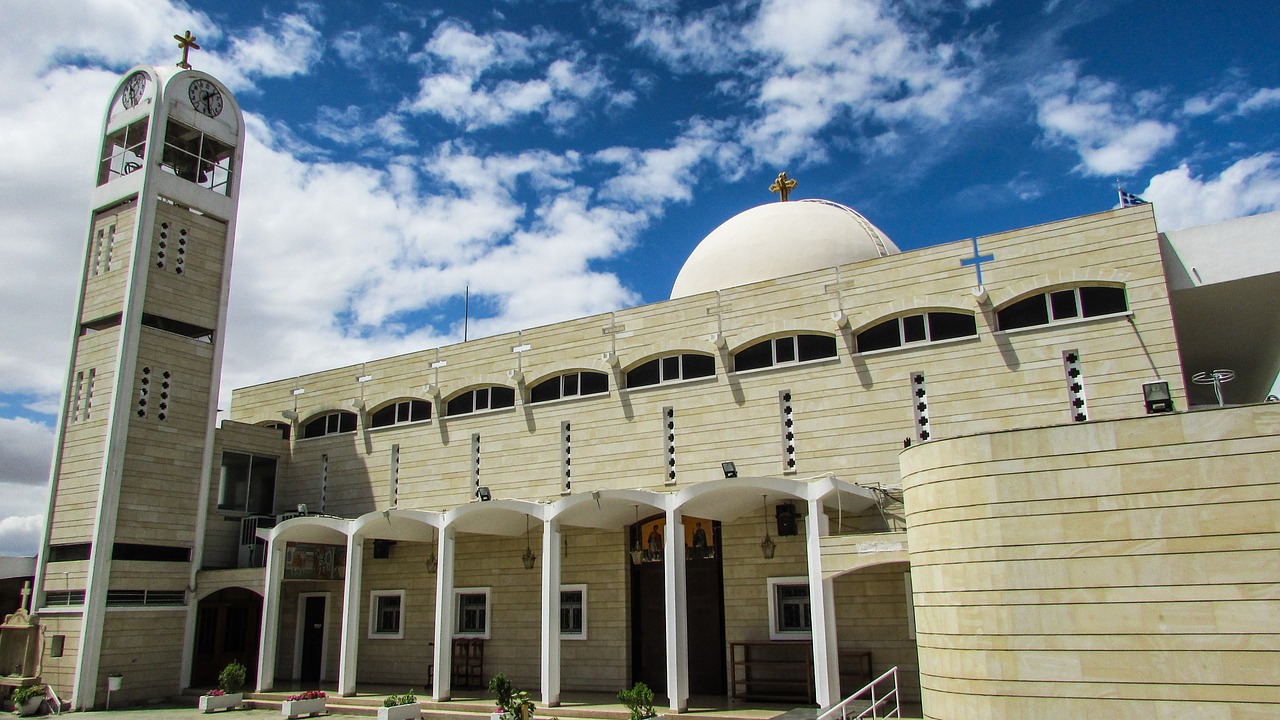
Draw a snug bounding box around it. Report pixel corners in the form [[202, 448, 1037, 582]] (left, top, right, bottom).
[[663, 508, 688, 712], [337, 535, 364, 696], [540, 519, 562, 707], [256, 541, 286, 691], [431, 527, 456, 701], [806, 499, 840, 708]]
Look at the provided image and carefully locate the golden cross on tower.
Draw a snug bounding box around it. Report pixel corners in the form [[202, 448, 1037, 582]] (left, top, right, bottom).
[[174, 30, 201, 70], [769, 171, 797, 201]]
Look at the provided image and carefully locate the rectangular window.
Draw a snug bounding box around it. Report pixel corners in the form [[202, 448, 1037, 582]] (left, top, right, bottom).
[[455, 588, 490, 638], [97, 117, 149, 186], [767, 577, 812, 640], [368, 590, 405, 639], [218, 452, 277, 515], [560, 584, 587, 639]]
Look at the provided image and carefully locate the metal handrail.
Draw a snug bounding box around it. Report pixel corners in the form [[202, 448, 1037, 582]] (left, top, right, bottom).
[[816, 666, 899, 720]]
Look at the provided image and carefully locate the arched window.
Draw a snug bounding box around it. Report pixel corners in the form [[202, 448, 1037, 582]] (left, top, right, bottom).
[[261, 421, 291, 440], [445, 386, 516, 417], [370, 399, 432, 428], [996, 286, 1128, 331], [301, 410, 358, 439], [733, 334, 838, 372], [856, 311, 978, 353], [625, 353, 715, 389], [529, 371, 609, 404]]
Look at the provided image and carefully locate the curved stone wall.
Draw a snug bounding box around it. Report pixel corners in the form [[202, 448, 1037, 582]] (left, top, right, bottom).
[[901, 404, 1280, 719]]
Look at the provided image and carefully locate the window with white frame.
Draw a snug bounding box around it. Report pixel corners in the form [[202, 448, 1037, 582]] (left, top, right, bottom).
[[732, 334, 838, 372], [530, 372, 609, 403], [445, 387, 516, 417], [624, 353, 715, 388], [370, 399, 432, 428], [560, 584, 587, 639], [996, 285, 1128, 331], [301, 410, 357, 439], [767, 577, 812, 640], [855, 311, 978, 353], [455, 588, 490, 638], [368, 590, 405, 639]]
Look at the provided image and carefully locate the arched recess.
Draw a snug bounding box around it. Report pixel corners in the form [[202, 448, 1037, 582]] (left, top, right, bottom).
[[190, 586, 264, 689]]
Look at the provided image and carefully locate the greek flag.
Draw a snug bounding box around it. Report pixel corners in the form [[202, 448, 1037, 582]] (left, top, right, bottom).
[[1119, 188, 1149, 207]]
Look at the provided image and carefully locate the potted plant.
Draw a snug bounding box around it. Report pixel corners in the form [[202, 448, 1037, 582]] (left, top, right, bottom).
[[11, 684, 44, 717], [618, 682, 656, 720], [280, 690, 326, 718], [199, 660, 248, 713], [488, 674, 534, 720], [378, 689, 418, 720]]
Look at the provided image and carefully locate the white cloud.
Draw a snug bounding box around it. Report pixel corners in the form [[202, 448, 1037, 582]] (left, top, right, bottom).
[[610, 0, 981, 165], [1143, 154, 1280, 231], [406, 22, 618, 131], [596, 120, 735, 209], [1032, 64, 1177, 176], [0, 512, 43, 558], [0, 417, 54, 487], [197, 11, 325, 93], [1238, 87, 1280, 115]]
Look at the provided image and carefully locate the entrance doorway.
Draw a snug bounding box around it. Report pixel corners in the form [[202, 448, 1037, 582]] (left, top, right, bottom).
[[630, 516, 726, 696], [296, 593, 329, 681], [190, 587, 263, 688]]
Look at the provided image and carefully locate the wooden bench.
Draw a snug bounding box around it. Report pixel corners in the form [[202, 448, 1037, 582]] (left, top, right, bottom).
[[729, 642, 814, 702]]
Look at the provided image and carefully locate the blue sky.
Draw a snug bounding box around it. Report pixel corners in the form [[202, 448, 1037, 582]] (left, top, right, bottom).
[[1, 0, 1279, 555]]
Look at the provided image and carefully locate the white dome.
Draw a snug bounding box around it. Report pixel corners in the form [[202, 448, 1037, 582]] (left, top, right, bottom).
[[670, 199, 899, 299]]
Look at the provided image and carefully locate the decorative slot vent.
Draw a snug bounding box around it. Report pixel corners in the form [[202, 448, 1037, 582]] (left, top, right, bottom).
[[663, 406, 676, 484], [779, 390, 797, 473], [911, 371, 930, 442], [1063, 350, 1088, 422]]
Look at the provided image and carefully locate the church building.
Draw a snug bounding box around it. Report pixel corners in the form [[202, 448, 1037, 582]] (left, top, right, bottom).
[[28, 60, 1280, 720]]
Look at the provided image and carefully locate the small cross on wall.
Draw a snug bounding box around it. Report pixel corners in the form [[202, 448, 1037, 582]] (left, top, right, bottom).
[[175, 30, 201, 70]]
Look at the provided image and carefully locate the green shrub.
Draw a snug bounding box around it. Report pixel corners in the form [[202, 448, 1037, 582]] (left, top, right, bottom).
[[617, 682, 655, 720], [219, 660, 247, 694], [488, 673, 534, 720], [12, 684, 44, 706], [383, 689, 417, 707]]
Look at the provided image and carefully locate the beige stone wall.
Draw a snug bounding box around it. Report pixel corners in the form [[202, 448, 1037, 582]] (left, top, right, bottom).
[[901, 403, 1280, 719], [33, 614, 81, 698], [142, 202, 228, 330], [80, 201, 136, 323], [275, 582, 344, 682], [114, 327, 215, 548], [97, 610, 187, 705], [228, 207, 1180, 516], [47, 327, 120, 545]]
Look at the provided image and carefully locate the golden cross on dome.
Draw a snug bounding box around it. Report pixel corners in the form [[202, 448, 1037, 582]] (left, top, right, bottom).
[[175, 30, 201, 70], [769, 171, 797, 201]]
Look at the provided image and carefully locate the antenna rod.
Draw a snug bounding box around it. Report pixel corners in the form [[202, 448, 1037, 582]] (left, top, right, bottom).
[[464, 285, 470, 342]]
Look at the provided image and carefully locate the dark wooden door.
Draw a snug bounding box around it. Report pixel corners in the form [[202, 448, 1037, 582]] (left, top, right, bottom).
[[631, 560, 667, 693], [631, 520, 725, 697], [686, 542, 726, 695], [300, 595, 326, 681], [190, 588, 262, 689]]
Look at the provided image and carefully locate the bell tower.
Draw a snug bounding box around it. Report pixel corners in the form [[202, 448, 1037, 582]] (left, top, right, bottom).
[[33, 43, 244, 709]]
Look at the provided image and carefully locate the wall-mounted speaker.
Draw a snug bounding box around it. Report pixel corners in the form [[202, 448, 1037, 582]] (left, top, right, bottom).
[[775, 502, 798, 536]]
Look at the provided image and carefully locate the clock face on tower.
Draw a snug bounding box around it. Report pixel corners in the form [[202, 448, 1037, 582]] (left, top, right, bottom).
[[188, 78, 224, 118], [121, 71, 147, 109]]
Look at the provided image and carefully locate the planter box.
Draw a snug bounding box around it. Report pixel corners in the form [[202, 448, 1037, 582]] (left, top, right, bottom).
[[199, 692, 244, 713], [378, 702, 420, 720], [16, 697, 43, 717], [281, 696, 327, 718]]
